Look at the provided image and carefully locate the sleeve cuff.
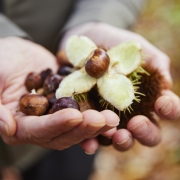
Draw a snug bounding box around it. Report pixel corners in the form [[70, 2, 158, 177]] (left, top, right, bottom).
[[0, 13, 32, 40]]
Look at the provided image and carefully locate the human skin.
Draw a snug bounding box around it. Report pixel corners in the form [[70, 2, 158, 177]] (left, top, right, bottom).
[[0, 37, 119, 153], [0, 22, 180, 154], [60, 22, 180, 152]]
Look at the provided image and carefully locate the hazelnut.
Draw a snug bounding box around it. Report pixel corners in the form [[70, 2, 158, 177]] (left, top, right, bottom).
[[85, 48, 110, 78], [19, 92, 49, 116], [49, 97, 80, 113], [43, 74, 63, 95], [25, 72, 43, 91]]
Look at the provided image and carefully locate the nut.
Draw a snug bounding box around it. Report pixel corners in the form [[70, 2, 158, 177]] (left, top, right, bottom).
[[40, 68, 53, 82], [25, 72, 43, 91], [43, 74, 63, 95], [49, 97, 80, 113], [57, 65, 74, 76], [85, 48, 110, 78], [19, 92, 49, 116], [46, 93, 57, 108]]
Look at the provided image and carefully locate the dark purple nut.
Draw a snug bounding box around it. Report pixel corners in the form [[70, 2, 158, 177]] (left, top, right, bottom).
[[50, 97, 80, 113], [57, 65, 74, 76], [43, 74, 63, 95], [19, 93, 49, 116], [40, 68, 53, 82], [25, 72, 43, 91], [46, 93, 57, 108]]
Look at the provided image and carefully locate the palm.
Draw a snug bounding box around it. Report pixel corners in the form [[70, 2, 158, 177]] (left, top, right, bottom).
[[0, 37, 59, 141]]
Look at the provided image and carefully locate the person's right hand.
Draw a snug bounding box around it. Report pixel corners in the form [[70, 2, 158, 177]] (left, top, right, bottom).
[[0, 37, 119, 153]]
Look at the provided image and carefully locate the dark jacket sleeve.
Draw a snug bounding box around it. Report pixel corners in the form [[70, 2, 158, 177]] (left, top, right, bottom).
[[61, 0, 146, 32], [0, 13, 31, 39]]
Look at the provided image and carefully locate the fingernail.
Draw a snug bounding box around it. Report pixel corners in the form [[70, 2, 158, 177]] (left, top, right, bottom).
[[0, 121, 9, 136], [86, 122, 106, 133], [130, 120, 148, 136], [159, 98, 173, 115], [106, 121, 119, 127], [85, 151, 96, 155], [116, 135, 132, 148], [66, 119, 82, 127]]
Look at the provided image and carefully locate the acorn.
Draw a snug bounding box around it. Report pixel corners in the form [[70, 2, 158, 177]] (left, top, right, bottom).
[[85, 48, 110, 78], [19, 90, 49, 116]]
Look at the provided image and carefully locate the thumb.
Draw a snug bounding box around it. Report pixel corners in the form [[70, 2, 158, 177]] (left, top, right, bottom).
[[0, 104, 16, 137]]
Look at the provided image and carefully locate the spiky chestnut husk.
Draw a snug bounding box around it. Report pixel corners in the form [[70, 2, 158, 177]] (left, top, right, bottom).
[[118, 64, 165, 129], [89, 65, 165, 129]]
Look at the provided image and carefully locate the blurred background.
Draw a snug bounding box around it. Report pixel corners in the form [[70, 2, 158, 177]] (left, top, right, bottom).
[[89, 0, 180, 180]]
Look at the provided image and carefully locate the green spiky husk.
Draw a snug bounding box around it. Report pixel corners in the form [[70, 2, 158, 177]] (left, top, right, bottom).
[[89, 65, 164, 129]]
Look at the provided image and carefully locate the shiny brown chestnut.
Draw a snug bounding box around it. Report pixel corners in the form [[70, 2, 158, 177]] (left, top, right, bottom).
[[25, 72, 43, 91], [85, 48, 110, 78], [19, 93, 49, 116]]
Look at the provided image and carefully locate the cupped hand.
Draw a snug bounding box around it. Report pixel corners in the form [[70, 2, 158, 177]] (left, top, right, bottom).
[[0, 37, 119, 152], [60, 22, 180, 152]]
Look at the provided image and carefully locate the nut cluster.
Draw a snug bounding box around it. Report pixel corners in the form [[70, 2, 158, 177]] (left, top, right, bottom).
[[20, 65, 80, 116]]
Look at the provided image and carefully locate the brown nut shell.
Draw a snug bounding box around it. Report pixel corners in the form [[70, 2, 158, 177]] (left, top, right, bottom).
[[25, 72, 43, 92], [85, 48, 110, 78], [19, 94, 49, 116]]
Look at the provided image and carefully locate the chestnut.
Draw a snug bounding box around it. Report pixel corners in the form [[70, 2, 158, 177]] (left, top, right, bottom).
[[46, 93, 57, 108], [19, 92, 49, 116], [43, 74, 63, 95], [85, 48, 110, 78], [25, 72, 43, 91], [49, 97, 80, 113], [57, 65, 74, 76], [40, 68, 53, 82]]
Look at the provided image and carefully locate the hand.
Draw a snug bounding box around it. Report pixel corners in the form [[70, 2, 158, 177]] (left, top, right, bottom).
[[60, 22, 180, 152], [0, 37, 120, 153]]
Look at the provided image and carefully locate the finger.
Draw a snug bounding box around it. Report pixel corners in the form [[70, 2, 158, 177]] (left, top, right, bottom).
[[43, 110, 107, 150], [155, 90, 180, 120], [101, 127, 117, 138], [79, 138, 99, 155], [143, 47, 172, 89], [3, 108, 83, 145], [112, 129, 134, 151], [91, 110, 119, 137], [0, 104, 16, 136], [127, 115, 161, 147]]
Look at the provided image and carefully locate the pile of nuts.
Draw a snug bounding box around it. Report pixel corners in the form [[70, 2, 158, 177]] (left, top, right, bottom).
[[19, 65, 80, 116]]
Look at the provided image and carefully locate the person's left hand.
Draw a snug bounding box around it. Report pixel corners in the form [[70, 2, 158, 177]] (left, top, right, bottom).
[[59, 22, 180, 152]]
